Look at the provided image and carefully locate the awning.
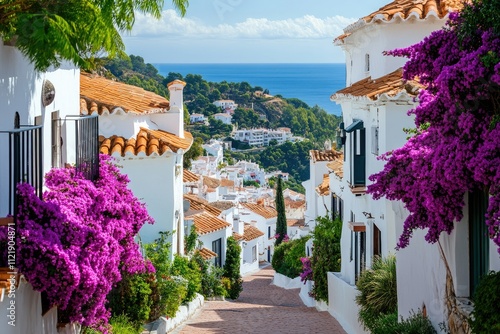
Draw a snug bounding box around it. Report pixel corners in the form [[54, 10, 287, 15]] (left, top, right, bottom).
[[344, 119, 364, 133]]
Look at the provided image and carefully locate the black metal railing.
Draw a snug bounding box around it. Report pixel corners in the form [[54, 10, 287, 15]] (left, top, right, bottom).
[[66, 115, 99, 181], [1, 125, 43, 216]]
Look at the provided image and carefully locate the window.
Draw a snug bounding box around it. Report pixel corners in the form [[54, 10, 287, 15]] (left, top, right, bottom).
[[212, 238, 222, 267], [365, 54, 370, 72], [252, 245, 257, 262], [339, 198, 344, 222], [268, 226, 272, 239], [349, 211, 366, 282], [52, 111, 62, 168], [371, 126, 379, 155], [331, 194, 337, 221], [373, 223, 382, 258], [469, 190, 489, 298], [345, 120, 366, 186]]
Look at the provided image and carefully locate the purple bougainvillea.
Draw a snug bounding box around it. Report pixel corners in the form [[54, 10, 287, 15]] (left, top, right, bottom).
[[368, 5, 500, 252], [12, 154, 154, 329]]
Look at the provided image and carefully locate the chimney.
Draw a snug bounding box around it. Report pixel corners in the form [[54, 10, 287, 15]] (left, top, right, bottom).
[[233, 214, 244, 235], [167, 79, 187, 138]]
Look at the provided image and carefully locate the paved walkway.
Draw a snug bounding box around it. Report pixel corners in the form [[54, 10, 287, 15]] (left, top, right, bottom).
[[173, 266, 346, 334]]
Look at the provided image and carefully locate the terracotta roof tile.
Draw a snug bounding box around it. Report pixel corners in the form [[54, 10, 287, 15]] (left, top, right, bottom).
[[316, 174, 330, 196], [233, 232, 245, 241], [327, 156, 344, 179], [183, 169, 200, 183], [220, 178, 235, 187], [284, 198, 305, 209], [287, 219, 305, 227], [203, 176, 221, 189], [80, 73, 169, 115], [334, 1, 462, 44], [187, 211, 231, 235], [332, 68, 422, 101], [363, 0, 462, 23], [99, 128, 193, 157], [210, 201, 235, 211], [184, 194, 222, 217], [242, 203, 277, 219], [196, 247, 217, 260], [310, 150, 343, 162], [243, 223, 264, 241]]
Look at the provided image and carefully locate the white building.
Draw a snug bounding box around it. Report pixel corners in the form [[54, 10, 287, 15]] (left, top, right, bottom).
[[239, 202, 277, 263], [232, 128, 293, 147], [83, 75, 193, 258], [213, 99, 238, 112], [326, 1, 473, 333], [190, 113, 206, 124], [213, 112, 232, 125], [0, 41, 96, 333]]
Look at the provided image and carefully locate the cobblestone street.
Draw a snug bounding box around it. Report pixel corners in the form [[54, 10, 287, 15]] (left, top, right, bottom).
[[173, 266, 347, 334]]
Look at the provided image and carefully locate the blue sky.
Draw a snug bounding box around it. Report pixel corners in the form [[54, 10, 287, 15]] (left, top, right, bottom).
[[123, 0, 389, 63]]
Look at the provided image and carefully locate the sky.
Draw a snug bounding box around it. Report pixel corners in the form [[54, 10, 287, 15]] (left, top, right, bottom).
[[122, 0, 390, 64]]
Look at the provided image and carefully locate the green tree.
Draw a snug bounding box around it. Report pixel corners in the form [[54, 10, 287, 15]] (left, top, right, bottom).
[[0, 0, 189, 71], [183, 137, 204, 169], [275, 176, 287, 246], [223, 236, 243, 299]]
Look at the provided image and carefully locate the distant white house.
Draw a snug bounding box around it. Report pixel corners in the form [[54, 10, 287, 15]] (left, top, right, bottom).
[[190, 113, 206, 124], [240, 202, 277, 263], [213, 112, 232, 125], [232, 128, 293, 147], [213, 99, 238, 112]]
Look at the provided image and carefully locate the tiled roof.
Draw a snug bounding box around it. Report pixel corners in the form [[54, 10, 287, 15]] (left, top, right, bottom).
[[334, 0, 462, 44], [316, 174, 330, 196], [243, 223, 264, 241], [233, 232, 245, 241], [332, 68, 422, 101], [183, 169, 200, 183], [184, 194, 222, 217], [242, 203, 277, 219], [220, 178, 235, 187], [203, 176, 221, 189], [327, 157, 344, 179], [196, 247, 217, 260], [310, 150, 343, 162], [187, 211, 231, 235], [363, 0, 462, 23], [287, 219, 305, 227], [99, 128, 193, 157], [284, 198, 306, 209], [210, 201, 235, 211], [80, 73, 169, 115]]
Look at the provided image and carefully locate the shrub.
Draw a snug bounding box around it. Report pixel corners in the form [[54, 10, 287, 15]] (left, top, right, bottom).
[[106, 272, 152, 325], [224, 237, 243, 299], [370, 310, 436, 334], [193, 253, 226, 298], [109, 314, 142, 334], [470, 271, 500, 333], [356, 255, 397, 332], [170, 255, 202, 303], [272, 236, 310, 278], [310, 216, 342, 302]]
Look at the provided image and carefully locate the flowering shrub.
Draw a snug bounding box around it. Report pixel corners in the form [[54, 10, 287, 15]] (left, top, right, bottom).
[[272, 236, 309, 279], [14, 155, 153, 330], [300, 257, 313, 283], [368, 1, 500, 252], [274, 233, 289, 243]]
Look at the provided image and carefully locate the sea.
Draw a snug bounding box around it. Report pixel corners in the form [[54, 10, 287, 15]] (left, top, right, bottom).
[[153, 63, 346, 116]]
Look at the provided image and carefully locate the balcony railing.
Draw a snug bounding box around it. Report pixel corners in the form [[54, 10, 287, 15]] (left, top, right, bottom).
[[0, 125, 43, 216], [54, 115, 99, 181]]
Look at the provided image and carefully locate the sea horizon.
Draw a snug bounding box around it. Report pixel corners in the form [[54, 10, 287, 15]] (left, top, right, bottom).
[[153, 63, 346, 116]]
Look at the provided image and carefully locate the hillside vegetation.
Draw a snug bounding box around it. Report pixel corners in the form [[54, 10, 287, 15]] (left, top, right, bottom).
[[100, 55, 341, 190]]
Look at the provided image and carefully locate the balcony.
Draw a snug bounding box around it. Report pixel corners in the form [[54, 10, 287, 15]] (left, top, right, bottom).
[[53, 114, 99, 181], [0, 125, 43, 219]]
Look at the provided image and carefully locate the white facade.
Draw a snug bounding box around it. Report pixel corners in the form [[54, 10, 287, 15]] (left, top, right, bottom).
[[232, 128, 293, 147], [0, 43, 85, 334], [213, 99, 238, 112], [190, 113, 206, 124], [327, 2, 468, 333], [239, 206, 277, 263], [213, 113, 232, 125]]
